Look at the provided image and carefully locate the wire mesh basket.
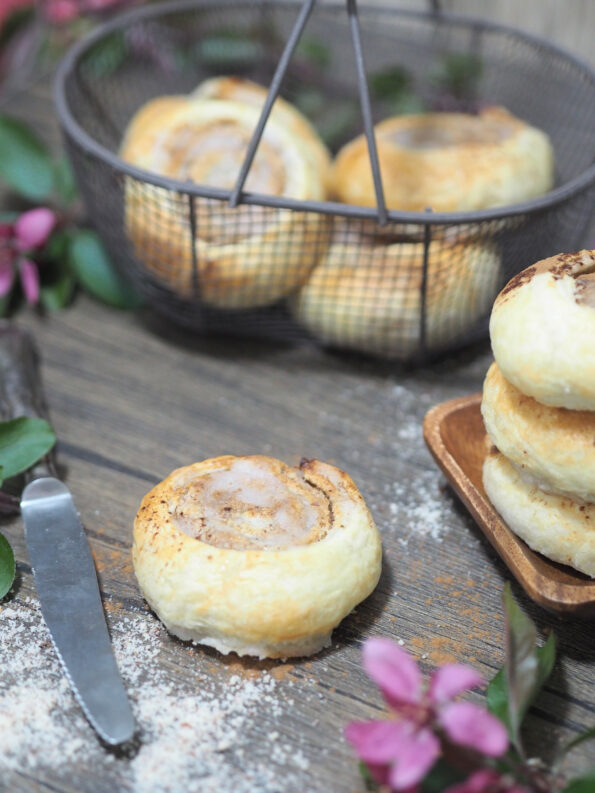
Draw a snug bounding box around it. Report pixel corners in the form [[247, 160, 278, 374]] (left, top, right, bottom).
[[55, 0, 595, 362]]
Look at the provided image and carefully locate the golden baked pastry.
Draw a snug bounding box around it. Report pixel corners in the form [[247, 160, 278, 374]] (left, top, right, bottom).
[[192, 76, 331, 189], [483, 449, 595, 579], [132, 455, 382, 658], [481, 362, 595, 502], [122, 98, 330, 308], [331, 107, 554, 212], [490, 249, 595, 410], [291, 221, 500, 359]]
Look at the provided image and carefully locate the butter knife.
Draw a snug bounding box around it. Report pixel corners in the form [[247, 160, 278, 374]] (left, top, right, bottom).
[[0, 323, 136, 746]]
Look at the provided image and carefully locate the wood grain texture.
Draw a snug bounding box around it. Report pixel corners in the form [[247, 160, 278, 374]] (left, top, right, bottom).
[[0, 298, 593, 792]]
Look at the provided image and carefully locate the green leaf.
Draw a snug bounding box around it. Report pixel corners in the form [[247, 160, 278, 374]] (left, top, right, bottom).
[[434, 52, 482, 99], [84, 31, 127, 78], [562, 772, 595, 793], [488, 585, 556, 752], [53, 156, 78, 206], [0, 115, 54, 200], [371, 65, 412, 101], [196, 32, 262, 69], [0, 533, 15, 599], [0, 292, 12, 318], [0, 417, 56, 480], [296, 37, 331, 70], [41, 268, 76, 312], [358, 761, 376, 788], [421, 759, 465, 792], [67, 230, 142, 309], [559, 726, 595, 759]]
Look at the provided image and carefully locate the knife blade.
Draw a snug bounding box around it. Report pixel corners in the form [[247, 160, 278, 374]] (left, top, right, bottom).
[[0, 323, 136, 746]]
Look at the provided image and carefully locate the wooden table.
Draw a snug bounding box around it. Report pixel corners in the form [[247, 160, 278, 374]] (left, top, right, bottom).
[[2, 66, 595, 793]]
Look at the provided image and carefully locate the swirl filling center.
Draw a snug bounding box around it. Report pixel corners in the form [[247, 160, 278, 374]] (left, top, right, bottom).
[[170, 458, 331, 550]]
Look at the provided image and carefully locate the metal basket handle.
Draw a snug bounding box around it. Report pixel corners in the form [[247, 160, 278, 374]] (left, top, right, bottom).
[[228, 0, 421, 227]]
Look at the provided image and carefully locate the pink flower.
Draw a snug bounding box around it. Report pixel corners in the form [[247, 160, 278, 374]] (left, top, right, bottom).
[[444, 769, 529, 793], [14, 208, 56, 251], [0, 208, 56, 304], [345, 639, 509, 791]]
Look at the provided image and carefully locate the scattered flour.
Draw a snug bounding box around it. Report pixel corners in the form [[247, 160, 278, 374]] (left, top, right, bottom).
[[0, 600, 309, 792]]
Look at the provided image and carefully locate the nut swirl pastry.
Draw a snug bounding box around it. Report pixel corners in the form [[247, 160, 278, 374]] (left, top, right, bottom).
[[291, 221, 500, 359], [483, 449, 595, 579], [122, 98, 330, 308], [332, 107, 554, 212], [192, 76, 331, 190], [132, 455, 382, 659], [490, 250, 595, 410], [481, 362, 595, 502]]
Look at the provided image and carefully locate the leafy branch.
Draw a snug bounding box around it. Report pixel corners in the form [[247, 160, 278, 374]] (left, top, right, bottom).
[[0, 113, 142, 315]]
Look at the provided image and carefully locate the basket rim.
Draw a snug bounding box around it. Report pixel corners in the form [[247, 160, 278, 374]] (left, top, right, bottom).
[[54, 0, 595, 225]]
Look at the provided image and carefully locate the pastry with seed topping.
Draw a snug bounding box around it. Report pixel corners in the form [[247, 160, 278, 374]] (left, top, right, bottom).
[[132, 455, 382, 658]]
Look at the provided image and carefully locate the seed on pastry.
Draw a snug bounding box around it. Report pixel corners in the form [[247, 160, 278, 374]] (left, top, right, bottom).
[[481, 362, 595, 502], [291, 220, 500, 359], [331, 106, 554, 212], [121, 98, 330, 309], [483, 449, 595, 579], [132, 455, 382, 659], [490, 249, 595, 410]]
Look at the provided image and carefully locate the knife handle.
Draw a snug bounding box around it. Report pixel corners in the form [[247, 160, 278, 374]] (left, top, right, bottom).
[[0, 322, 57, 478]]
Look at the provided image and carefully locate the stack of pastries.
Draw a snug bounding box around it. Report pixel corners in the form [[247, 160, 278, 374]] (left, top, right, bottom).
[[482, 249, 595, 578]]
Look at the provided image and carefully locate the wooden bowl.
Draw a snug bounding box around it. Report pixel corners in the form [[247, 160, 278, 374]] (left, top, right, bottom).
[[423, 394, 595, 618]]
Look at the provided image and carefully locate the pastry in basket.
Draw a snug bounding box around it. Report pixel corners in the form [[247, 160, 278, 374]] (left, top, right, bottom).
[[483, 448, 595, 579], [132, 455, 382, 658], [291, 221, 500, 359], [192, 76, 331, 190], [481, 362, 595, 503], [331, 107, 554, 212], [490, 249, 595, 410], [121, 98, 331, 309]]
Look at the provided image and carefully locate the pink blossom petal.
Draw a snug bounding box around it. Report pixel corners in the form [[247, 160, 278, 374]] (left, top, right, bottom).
[[0, 223, 12, 240], [429, 665, 483, 705], [344, 719, 412, 764], [45, 0, 80, 23], [0, 257, 14, 297], [439, 701, 509, 757], [18, 258, 40, 304], [388, 726, 440, 791], [15, 208, 56, 251], [363, 638, 423, 707]]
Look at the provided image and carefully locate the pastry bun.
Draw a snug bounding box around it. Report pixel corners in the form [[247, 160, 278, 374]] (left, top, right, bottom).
[[122, 97, 330, 308], [132, 455, 382, 659], [331, 107, 554, 212], [483, 449, 595, 579], [192, 76, 331, 187], [490, 249, 595, 410], [291, 221, 500, 359], [481, 362, 595, 503]]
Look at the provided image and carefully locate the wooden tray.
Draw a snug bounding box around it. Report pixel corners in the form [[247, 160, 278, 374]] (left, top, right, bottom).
[[423, 394, 595, 618]]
